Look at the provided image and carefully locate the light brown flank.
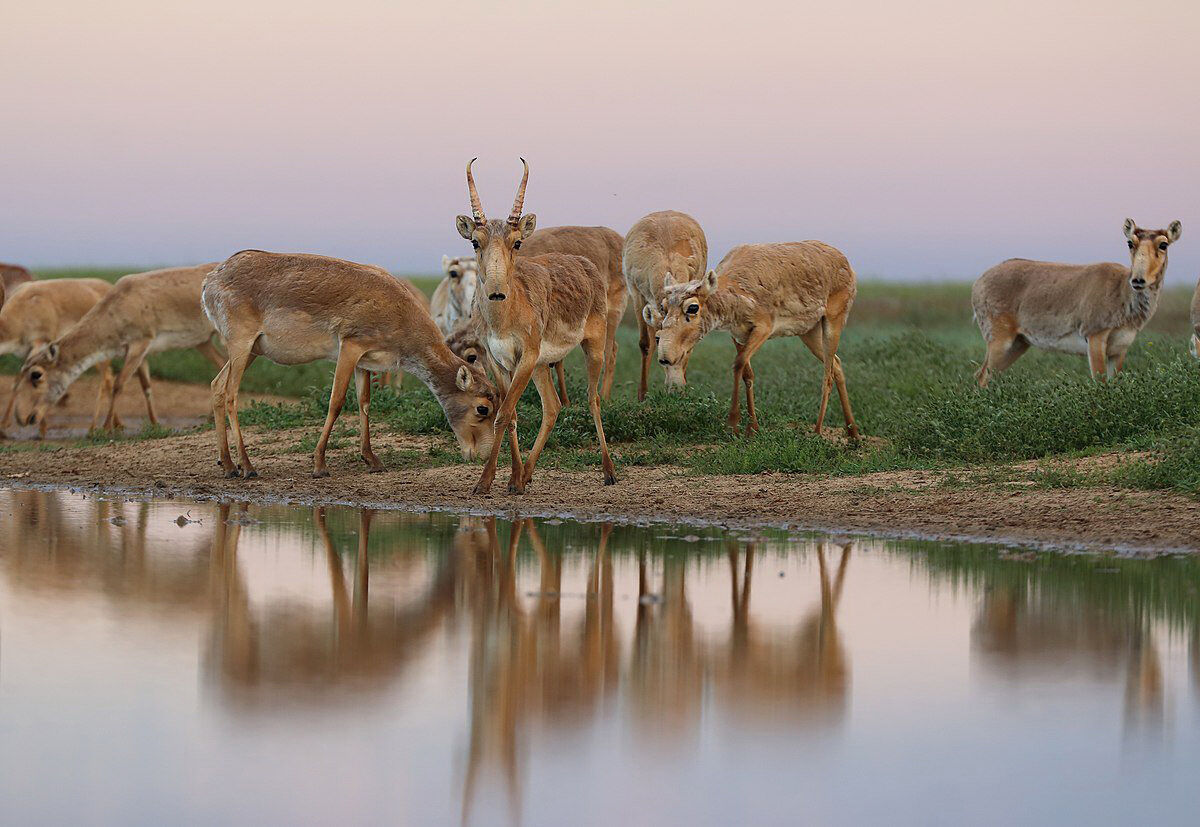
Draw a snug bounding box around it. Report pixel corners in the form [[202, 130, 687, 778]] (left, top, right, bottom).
[[518, 225, 627, 402]]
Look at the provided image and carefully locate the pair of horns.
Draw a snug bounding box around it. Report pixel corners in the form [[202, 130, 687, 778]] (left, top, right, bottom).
[[466, 157, 529, 227]]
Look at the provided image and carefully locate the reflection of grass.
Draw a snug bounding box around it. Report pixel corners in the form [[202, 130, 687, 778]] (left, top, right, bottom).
[[910, 539, 1200, 634], [10, 271, 1200, 489]]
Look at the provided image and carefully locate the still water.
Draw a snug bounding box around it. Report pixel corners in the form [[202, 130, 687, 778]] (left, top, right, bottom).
[[1, 488, 1198, 825]]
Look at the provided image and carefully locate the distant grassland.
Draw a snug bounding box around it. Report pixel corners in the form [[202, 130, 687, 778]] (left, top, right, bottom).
[[7, 267, 1200, 493]]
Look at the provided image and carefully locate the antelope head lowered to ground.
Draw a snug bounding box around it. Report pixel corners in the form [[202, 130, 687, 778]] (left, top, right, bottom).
[[623, 211, 708, 400], [455, 158, 616, 494], [203, 250, 499, 478], [652, 242, 860, 439], [972, 218, 1182, 385]]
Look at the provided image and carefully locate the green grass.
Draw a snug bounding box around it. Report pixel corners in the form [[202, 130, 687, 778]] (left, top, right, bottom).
[[8, 271, 1200, 491]]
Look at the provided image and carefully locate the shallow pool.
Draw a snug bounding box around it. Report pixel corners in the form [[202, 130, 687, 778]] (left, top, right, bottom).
[[1, 488, 1197, 825]]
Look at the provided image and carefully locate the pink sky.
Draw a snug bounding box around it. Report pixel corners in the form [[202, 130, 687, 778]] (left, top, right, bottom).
[[3, 0, 1198, 281]]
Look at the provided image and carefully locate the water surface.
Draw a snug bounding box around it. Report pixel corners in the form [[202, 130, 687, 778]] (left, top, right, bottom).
[[1, 488, 1198, 825]]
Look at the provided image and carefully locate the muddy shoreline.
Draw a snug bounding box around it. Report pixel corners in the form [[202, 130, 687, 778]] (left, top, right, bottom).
[[3, 426, 1198, 555]]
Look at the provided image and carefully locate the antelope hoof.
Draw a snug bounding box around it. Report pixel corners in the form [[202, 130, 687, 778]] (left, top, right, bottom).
[[472, 482, 492, 496], [243, 469, 259, 479], [604, 472, 617, 486], [312, 468, 330, 479], [361, 453, 385, 472], [223, 467, 241, 479], [508, 481, 526, 494]]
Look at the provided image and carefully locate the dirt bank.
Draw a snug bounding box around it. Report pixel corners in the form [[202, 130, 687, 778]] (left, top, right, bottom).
[[2, 425, 1197, 554]]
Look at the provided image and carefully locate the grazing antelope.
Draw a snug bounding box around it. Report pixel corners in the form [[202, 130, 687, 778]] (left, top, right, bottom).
[[1190, 275, 1199, 359], [0, 278, 113, 437], [972, 218, 1182, 385], [519, 225, 627, 401], [431, 255, 479, 336], [202, 250, 499, 478], [456, 158, 617, 494], [21, 265, 225, 433], [651, 242, 859, 439], [623, 211, 707, 399]]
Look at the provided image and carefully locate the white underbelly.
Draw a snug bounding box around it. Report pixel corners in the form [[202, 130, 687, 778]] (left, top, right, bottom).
[[254, 330, 339, 365], [1023, 330, 1089, 355], [148, 327, 208, 354]]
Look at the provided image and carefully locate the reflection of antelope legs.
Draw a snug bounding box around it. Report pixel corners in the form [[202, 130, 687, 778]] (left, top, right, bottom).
[[209, 502, 256, 680], [721, 541, 852, 722], [462, 518, 526, 827], [1123, 624, 1164, 737]]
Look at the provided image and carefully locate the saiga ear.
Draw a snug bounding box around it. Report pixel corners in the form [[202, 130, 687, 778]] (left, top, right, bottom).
[[456, 364, 473, 391], [442, 254, 451, 271], [662, 271, 674, 289], [1123, 218, 1138, 242], [642, 304, 657, 326], [48, 343, 60, 363], [1167, 220, 1182, 243], [698, 270, 718, 296], [456, 216, 475, 241], [518, 213, 537, 239]]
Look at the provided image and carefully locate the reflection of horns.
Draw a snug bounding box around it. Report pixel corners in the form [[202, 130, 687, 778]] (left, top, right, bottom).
[[507, 157, 529, 226], [466, 158, 485, 225]]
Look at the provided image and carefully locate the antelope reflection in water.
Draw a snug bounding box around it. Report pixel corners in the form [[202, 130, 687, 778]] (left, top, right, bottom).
[[460, 519, 620, 825], [716, 541, 852, 729], [207, 504, 465, 703], [973, 583, 1166, 737]]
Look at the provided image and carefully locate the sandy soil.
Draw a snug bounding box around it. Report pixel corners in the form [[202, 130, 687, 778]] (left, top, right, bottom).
[[2, 423, 1197, 554], [0, 375, 292, 440]]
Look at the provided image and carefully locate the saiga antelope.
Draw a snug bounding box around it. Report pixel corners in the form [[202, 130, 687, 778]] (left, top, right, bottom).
[[623, 211, 707, 399], [431, 255, 479, 336], [456, 158, 616, 494], [519, 225, 627, 402], [202, 250, 499, 478], [0, 278, 113, 437], [20, 265, 225, 432], [972, 218, 1182, 385], [651, 242, 859, 439]]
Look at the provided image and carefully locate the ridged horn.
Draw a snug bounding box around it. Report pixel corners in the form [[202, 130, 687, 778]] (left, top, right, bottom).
[[466, 158, 485, 225], [507, 157, 529, 226]]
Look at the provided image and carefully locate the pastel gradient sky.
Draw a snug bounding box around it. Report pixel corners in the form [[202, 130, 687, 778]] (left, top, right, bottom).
[[4, 0, 1198, 280]]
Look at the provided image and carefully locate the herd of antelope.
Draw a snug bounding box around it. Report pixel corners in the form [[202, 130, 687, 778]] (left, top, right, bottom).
[[0, 159, 1196, 491]]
